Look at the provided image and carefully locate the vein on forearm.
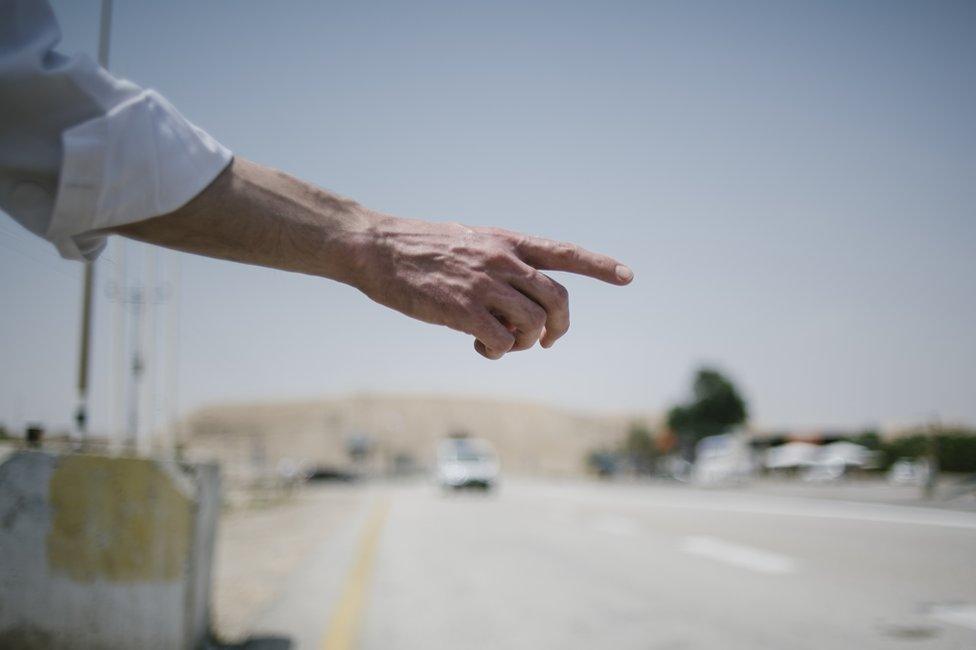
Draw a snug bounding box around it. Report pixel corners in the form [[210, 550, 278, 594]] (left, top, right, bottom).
[[110, 157, 372, 285]]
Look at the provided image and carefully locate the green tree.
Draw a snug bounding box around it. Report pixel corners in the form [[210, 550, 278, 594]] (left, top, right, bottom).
[[879, 429, 976, 473], [667, 367, 748, 459], [622, 422, 657, 474], [850, 429, 881, 450]]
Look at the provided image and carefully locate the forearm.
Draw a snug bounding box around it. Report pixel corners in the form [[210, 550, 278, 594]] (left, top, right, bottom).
[[112, 156, 632, 359], [112, 157, 375, 287]]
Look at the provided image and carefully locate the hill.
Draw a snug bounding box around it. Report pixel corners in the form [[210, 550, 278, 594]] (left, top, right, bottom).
[[184, 393, 655, 480]]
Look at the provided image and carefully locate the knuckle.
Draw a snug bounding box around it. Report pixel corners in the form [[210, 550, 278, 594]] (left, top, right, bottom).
[[526, 268, 546, 284], [510, 232, 531, 250], [554, 317, 570, 336], [553, 242, 578, 260], [471, 272, 495, 294], [526, 304, 547, 329], [532, 272, 569, 308], [486, 247, 511, 266], [488, 227, 515, 240], [553, 281, 569, 302], [448, 220, 473, 232]]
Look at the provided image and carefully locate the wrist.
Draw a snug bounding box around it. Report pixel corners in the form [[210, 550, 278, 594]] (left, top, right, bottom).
[[325, 206, 380, 288], [344, 210, 405, 296]]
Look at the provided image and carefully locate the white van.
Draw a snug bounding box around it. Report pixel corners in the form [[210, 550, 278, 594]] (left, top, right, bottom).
[[436, 437, 499, 491]]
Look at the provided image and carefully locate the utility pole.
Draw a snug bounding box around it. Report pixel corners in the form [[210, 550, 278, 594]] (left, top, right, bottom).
[[75, 263, 94, 442], [107, 281, 169, 455], [74, 0, 114, 445], [110, 239, 126, 453], [143, 249, 158, 453], [165, 251, 182, 459], [923, 416, 941, 500]]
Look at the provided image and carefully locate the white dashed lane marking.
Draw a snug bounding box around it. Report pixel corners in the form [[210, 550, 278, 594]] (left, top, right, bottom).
[[927, 603, 976, 631], [680, 535, 798, 575]]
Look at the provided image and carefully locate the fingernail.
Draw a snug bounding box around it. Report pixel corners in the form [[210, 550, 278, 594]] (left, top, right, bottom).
[[615, 264, 634, 283]]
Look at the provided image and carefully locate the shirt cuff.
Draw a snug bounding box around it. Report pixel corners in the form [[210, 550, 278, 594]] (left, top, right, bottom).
[[45, 89, 232, 260]]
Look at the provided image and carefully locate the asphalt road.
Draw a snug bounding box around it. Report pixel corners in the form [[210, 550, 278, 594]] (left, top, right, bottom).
[[243, 480, 976, 650]]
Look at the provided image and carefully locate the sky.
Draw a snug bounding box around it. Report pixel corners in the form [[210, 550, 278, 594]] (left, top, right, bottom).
[[1, 0, 974, 436]]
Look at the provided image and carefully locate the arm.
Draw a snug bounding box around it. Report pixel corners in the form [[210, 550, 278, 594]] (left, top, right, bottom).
[[113, 157, 633, 359], [2, 0, 631, 358]]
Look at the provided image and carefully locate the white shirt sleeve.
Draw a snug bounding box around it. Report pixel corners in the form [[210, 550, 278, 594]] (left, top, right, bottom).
[[0, 0, 232, 260]]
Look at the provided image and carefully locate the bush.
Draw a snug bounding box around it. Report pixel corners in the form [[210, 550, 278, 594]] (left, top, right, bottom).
[[938, 432, 976, 473], [879, 429, 976, 473], [622, 423, 658, 473], [849, 430, 881, 450]]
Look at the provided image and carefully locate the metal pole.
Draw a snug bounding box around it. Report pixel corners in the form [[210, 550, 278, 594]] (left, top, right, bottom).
[[924, 417, 941, 500], [74, 262, 94, 442], [166, 252, 182, 459], [128, 291, 144, 453], [98, 0, 113, 68], [75, 0, 114, 444], [110, 240, 127, 453], [144, 249, 158, 454]]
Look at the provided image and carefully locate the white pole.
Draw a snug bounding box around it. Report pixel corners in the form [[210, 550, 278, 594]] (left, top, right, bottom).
[[165, 251, 182, 459], [75, 0, 114, 446], [110, 239, 126, 454], [143, 247, 158, 455], [127, 289, 143, 453]]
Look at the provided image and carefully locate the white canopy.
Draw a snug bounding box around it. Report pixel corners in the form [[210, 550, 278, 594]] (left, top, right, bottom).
[[815, 441, 871, 467], [764, 442, 820, 469], [765, 440, 873, 469]]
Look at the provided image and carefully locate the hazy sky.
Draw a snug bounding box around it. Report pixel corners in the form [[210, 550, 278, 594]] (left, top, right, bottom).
[[2, 0, 974, 435]]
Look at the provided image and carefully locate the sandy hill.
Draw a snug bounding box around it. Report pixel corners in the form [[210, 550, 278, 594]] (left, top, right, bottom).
[[185, 393, 654, 480]]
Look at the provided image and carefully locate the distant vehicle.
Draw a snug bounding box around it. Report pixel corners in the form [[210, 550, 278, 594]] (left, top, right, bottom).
[[887, 458, 929, 486], [306, 465, 358, 482], [692, 432, 755, 486], [436, 437, 499, 491]]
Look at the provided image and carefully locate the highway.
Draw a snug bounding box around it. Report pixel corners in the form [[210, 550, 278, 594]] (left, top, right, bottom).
[[232, 480, 976, 650]]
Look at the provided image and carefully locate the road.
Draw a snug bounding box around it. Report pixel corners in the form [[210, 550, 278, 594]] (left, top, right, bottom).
[[228, 480, 976, 650]]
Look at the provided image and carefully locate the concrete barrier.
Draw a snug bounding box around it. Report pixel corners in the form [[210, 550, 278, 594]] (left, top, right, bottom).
[[0, 450, 220, 649]]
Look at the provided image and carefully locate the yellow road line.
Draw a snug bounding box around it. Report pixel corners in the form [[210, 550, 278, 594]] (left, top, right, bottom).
[[321, 498, 390, 650]]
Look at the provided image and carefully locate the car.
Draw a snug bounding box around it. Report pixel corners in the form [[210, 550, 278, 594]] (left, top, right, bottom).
[[887, 458, 929, 486], [436, 437, 499, 491], [692, 432, 756, 486]]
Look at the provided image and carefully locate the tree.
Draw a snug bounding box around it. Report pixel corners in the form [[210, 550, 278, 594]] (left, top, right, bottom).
[[667, 367, 748, 460], [849, 429, 881, 450], [622, 422, 657, 474]]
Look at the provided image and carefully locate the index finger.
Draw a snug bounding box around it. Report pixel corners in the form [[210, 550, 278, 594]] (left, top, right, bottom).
[[515, 236, 634, 285]]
